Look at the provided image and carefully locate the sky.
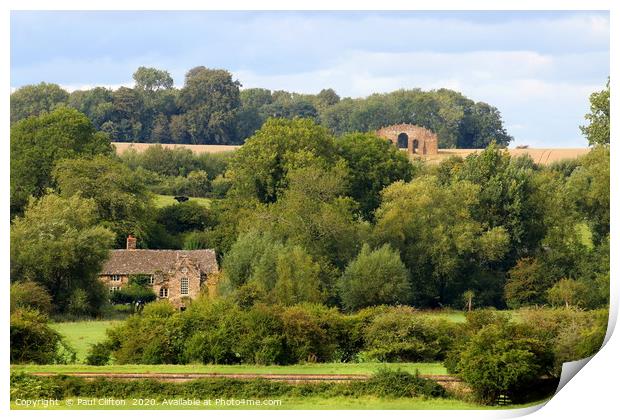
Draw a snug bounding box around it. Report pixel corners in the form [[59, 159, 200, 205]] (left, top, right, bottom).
[[10, 10, 609, 147]]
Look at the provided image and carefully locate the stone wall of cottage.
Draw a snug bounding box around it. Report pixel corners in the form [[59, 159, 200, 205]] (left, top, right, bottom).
[[100, 258, 218, 310]]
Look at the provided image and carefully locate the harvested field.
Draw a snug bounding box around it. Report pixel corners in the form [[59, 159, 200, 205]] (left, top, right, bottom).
[[112, 142, 589, 165], [112, 142, 240, 154], [419, 148, 590, 165]]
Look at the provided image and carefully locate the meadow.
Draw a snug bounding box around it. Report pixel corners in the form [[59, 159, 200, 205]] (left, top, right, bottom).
[[153, 194, 212, 208], [10, 362, 448, 376], [50, 320, 120, 362]]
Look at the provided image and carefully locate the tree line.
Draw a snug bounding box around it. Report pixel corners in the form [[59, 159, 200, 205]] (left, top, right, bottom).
[[11, 66, 513, 148]]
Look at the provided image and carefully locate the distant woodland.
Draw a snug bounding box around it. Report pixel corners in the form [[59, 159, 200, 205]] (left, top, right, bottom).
[[10, 66, 513, 148]]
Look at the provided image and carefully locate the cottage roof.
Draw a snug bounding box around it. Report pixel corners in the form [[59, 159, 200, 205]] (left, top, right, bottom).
[[100, 249, 218, 275]]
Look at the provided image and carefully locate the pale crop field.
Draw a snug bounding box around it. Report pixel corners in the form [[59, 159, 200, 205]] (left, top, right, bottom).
[[112, 142, 589, 165]]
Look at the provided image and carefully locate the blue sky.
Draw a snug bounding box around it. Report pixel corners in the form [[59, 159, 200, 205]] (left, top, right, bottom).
[[10, 11, 609, 147]]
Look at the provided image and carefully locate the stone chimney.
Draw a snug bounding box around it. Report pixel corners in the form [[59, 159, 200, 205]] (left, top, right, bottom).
[[126, 235, 137, 250]]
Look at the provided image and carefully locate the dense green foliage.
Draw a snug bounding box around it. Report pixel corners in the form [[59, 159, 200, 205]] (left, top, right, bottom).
[[10, 194, 115, 314], [338, 244, 411, 311], [11, 67, 512, 148], [88, 299, 467, 365], [10, 82, 69, 123], [10, 308, 76, 364], [10, 280, 54, 315], [109, 275, 157, 306], [119, 145, 232, 198], [53, 155, 155, 248], [10, 107, 113, 217], [444, 308, 607, 404]]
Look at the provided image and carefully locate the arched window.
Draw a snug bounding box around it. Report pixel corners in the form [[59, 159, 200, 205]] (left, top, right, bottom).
[[397, 133, 408, 149]]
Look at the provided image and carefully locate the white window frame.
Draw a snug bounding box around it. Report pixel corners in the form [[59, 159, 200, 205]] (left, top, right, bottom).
[[111, 274, 121, 282], [109, 286, 121, 293], [159, 287, 169, 298], [148, 275, 154, 285], [180, 278, 189, 295]]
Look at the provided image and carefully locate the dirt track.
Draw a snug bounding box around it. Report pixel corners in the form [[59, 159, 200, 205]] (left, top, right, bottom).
[[29, 372, 461, 384]]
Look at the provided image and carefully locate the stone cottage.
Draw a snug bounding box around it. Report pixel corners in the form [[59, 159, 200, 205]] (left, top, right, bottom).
[[99, 235, 219, 309]]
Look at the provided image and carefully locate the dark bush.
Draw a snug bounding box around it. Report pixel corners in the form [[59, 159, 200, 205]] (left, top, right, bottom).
[[10, 308, 76, 364], [85, 342, 113, 366]]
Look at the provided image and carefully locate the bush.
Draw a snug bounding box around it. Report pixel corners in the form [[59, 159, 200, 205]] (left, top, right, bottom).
[[109, 284, 156, 305], [520, 307, 608, 375], [10, 280, 53, 314], [10, 308, 76, 364], [362, 306, 456, 362], [85, 342, 113, 366], [352, 369, 446, 398], [454, 321, 552, 405], [280, 304, 342, 363], [10, 373, 64, 400]]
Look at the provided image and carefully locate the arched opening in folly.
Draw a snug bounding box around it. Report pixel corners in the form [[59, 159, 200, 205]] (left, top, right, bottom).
[[397, 133, 408, 149], [412, 139, 419, 154]]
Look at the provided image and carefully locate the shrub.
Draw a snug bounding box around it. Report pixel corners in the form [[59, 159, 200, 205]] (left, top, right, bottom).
[[352, 369, 446, 398], [10, 308, 76, 364], [10, 280, 53, 314], [280, 304, 342, 363], [362, 306, 457, 362], [142, 300, 176, 318], [521, 307, 608, 375], [10, 373, 64, 400], [85, 342, 113, 366], [109, 284, 156, 305], [236, 304, 286, 364], [455, 321, 551, 405], [182, 299, 244, 364]]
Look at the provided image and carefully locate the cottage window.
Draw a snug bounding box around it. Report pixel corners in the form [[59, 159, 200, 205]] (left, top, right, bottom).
[[111, 275, 121, 282], [109, 286, 121, 293], [159, 287, 169, 298], [148, 275, 154, 285], [180, 278, 189, 295]]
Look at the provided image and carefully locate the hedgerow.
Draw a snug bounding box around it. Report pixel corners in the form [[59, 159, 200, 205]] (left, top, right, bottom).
[[10, 369, 446, 401]]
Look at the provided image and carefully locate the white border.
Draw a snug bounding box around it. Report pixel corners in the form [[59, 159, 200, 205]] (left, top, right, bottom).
[[2, 2, 616, 420]]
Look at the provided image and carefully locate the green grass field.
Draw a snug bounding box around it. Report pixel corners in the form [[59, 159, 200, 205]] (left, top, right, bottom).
[[11, 362, 447, 375], [153, 194, 212, 208], [50, 320, 119, 362]]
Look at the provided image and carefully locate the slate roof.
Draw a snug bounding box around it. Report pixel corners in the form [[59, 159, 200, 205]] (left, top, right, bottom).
[[100, 249, 218, 275]]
